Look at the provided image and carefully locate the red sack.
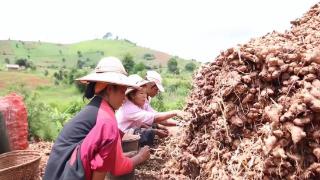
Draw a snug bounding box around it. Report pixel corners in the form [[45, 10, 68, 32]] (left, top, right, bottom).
[[0, 93, 28, 150]]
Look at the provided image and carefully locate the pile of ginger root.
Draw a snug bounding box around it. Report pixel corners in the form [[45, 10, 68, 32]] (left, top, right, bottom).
[[159, 3, 320, 180]]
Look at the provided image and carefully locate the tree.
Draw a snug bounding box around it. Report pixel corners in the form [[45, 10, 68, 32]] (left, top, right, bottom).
[[122, 53, 135, 73], [15, 58, 28, 67], [167, 57, 178, 74], [143, 53, 155, 60], [62, 58, 66, 63], [185, 62, 196, 72], [133, 62, 145, 73], [103, 32, 113, 39]]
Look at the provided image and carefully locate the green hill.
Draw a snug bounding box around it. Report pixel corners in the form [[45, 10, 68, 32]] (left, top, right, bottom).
[[0, 39, 195, 69], [0, 38, 199, 140]]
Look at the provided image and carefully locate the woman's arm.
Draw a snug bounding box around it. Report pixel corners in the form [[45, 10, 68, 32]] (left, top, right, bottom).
[[158, 119, 178, 126], [154, 110, 180, 123]]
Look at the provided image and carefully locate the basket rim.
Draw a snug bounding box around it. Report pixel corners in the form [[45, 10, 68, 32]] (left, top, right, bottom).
[[0, 150, 41, 173]]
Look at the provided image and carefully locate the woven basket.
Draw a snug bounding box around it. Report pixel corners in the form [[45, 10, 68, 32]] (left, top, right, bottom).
[[0, 150, 41, 180], [122, 134, 140, 153]]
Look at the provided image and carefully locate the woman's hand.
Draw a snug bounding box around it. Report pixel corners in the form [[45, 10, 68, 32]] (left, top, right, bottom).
[[138, 146, 150, 162], [154, 129, 169, 138], [173, 110, 187, 117], [131, 146, 150, 166]]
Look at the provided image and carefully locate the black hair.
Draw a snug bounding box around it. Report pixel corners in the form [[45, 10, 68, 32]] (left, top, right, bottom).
[[127, 89, 137, 102], [83, 82, 96, 99]]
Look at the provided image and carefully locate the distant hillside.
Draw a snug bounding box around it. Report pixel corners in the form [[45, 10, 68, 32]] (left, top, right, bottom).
[[0, 39, 196, 70]]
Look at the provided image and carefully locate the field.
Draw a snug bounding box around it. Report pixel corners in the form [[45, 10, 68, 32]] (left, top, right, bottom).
[[0, 71, 51, 92]]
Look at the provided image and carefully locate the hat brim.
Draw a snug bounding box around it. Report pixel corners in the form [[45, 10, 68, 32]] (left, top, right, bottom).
[[146, 76, 164, 92], [76, 72, 139, 88], [125, 80, 150, 95], [156, 83, 165, 92]]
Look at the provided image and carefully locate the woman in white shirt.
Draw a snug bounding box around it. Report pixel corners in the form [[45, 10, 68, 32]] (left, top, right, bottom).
[[116, 74, 181, 146]]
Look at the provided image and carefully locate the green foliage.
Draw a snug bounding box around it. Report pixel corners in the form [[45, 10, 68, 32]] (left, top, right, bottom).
[[167, 57, 179, 74], [77, 50, 82, 57], [150, 93, 165, 112], [133, 62, 146, 73], [15, 58, 28, 67], [75, 82, 86, 93], [103, 32, 112, 39], [6, 84, 85, 140], [53, 69, 64, 81], [6, 84, 59, 140], [15, 58, 36, 70], [52, 68, 88, 93], [64, 100, 86, 115], [97, 50, 104, 56], [122, 53, 135, 73], [0, 39, 199, 141], [185, 62, 196, 72], [143, 53, 155, 60]]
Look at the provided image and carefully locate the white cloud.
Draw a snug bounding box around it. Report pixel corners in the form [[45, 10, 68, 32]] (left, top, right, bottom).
[[0, 0, 319, 61]]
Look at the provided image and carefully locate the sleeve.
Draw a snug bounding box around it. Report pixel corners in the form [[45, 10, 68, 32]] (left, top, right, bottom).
[[90, 124, 133, 175], [129, 109, 155, 126]]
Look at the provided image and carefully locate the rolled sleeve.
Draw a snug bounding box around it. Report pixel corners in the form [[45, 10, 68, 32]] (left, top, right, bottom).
[[130, 110, 155, 126]]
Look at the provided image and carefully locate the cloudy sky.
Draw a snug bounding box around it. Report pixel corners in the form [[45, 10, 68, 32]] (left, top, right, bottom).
[[0, 0, 319, 62]]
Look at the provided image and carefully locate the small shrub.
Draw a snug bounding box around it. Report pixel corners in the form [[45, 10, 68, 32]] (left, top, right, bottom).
[[143, 53, 155, 60], [133, 62, 145, 73], [122, 53, 135, 73], [185, 62, 196, 72], [167, 57, 179, 74]]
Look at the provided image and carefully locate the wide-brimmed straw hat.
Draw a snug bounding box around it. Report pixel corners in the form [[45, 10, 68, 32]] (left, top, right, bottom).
[[125, 74, 150, 95], [76, 57, 138, 88], [146, 70, 164, 92]]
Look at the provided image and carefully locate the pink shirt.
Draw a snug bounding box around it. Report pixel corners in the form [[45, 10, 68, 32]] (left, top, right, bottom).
[[80, 99, 133, 179], [116, 99, 155, 132]]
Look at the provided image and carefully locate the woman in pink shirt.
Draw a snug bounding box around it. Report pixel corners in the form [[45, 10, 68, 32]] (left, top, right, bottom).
[[44, 57, 150, 180], [116, 74, 181, 146]]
